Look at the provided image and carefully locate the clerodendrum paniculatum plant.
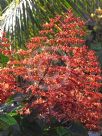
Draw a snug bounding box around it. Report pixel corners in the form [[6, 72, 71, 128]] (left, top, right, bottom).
[[0, 9, 102, 131]]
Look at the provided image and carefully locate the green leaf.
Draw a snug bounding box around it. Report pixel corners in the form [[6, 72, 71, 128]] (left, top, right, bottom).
[[68, 121, 88, 136], [50, 116, 59, 125], [90, 42, 102, 51], [8, 111, 18, 117], [56, 126, 71, 136], [0, 114, 17, 130], [0, 53, 9, 64]]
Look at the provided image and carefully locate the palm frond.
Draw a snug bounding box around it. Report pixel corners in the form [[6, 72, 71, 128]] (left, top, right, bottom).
[[0, 0, 37, 48], [0, 0, 8, 12]]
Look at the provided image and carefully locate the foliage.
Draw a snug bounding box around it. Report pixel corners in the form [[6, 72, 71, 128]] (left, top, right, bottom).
[[88, 8, 102, 45], [0, 114, 21, 136], [85, 7, 102, 68], [0, 0, 102, 49], [0, 114, 17, 130], [0, 114, 88, 136], [67, 0, 102, 20], [0, 0, 39, 48], [90, 7, 102, 44], [0, 0, 70, 48]]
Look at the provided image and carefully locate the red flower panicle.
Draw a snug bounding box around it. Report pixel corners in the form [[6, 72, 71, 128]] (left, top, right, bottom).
[[0, 32, 12, 56], [0, 10, 102, 131]]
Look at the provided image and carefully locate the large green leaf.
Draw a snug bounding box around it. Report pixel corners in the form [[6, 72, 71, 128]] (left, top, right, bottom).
[[68, 121, 88, 136], [0, 114, 17, 130], [0, 114, 21, 136]]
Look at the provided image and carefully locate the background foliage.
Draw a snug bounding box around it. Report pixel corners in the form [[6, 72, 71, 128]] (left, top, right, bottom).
[[0, 0, 102, 48]]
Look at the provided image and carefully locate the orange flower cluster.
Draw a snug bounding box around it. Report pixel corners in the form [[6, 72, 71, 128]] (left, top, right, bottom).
[[0, 10, 102, 131], [0, 32, 12, 56]]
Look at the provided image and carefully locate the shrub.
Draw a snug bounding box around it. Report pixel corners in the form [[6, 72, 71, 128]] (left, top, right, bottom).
[[0, 9, 102, 131]]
